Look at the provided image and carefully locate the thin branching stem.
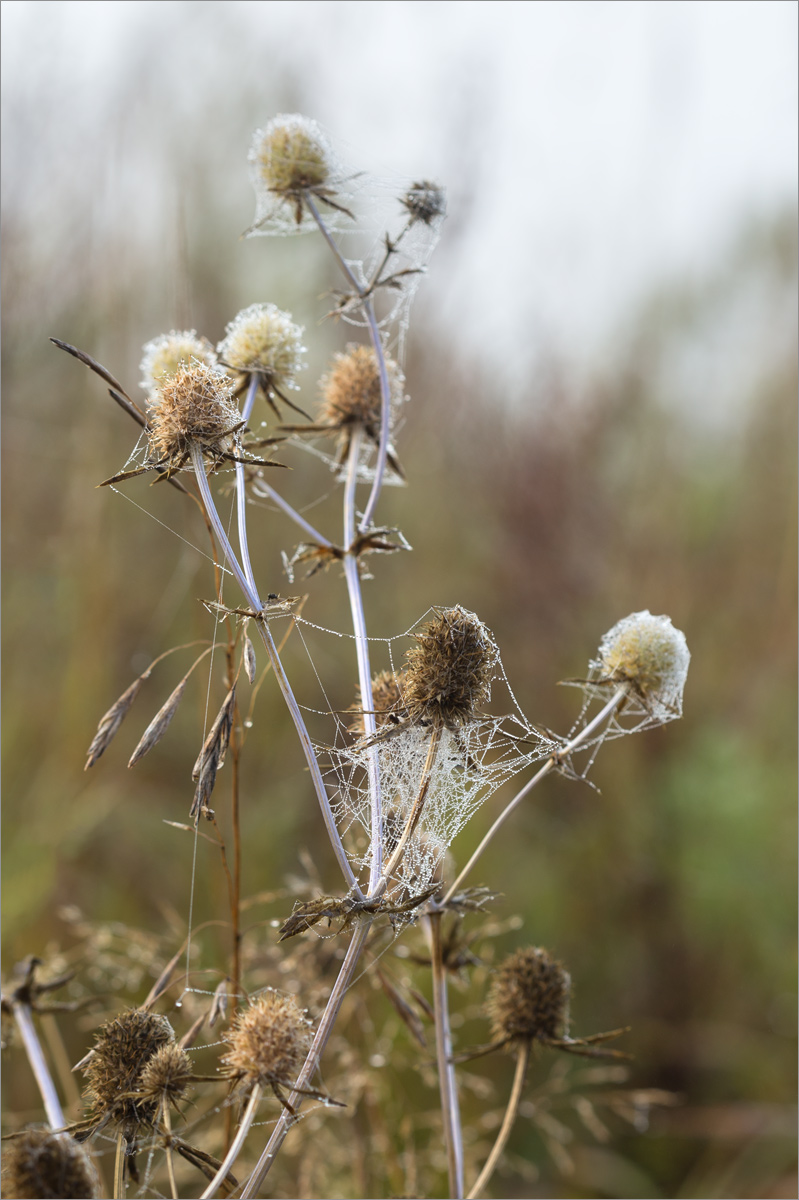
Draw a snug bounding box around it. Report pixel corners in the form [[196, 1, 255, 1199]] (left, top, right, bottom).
[[199, 1083, 262, 1200], [342, 427, 384, 891], [444, 686, 628, 902], [241, 920, 372, 1198], [191, 442, 361, 896], [466, 1041, 531, 1199], [426, 913, 465, 1199], [251, 477, 334, 548], [10, 1000, 65, 1130]]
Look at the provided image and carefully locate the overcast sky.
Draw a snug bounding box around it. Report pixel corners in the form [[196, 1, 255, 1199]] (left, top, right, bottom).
[[3, 0, 797, 402]]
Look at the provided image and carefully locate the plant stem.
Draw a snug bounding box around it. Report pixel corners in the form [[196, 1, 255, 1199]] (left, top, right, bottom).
[[466, 1041, 531, 1199], [426, 913, 465, 1199], [250, 477, 334, 549], [191, 443, 361, 896], [305, 195, 392, 532], [444, 686, 628, 902], [199, 1083, 262, 1200], [342, 428, 384, 892], [241, 920, 372, 1198], [114, 1131, 126, 1200], [11, 1001, 65, 1129]]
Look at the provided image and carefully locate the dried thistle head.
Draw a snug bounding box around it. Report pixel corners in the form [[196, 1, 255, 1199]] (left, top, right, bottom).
[[403, 606, 498, 728], [593, 610, 690, 720], [217, 303, 306, 394], [148, 362, 241, 467], [318, 344, 404, 433], [139, 331, 217, 395], [487, 947, 571, 1046], [248, 114, 346, 231], [349, 669, 409, 735], [0, 1128, 101, 1199], [136, 1043, 193, 1109], [221, 991, 312, 1090], [82, 1009, 175, 1135], [401, 180, 446, 226]]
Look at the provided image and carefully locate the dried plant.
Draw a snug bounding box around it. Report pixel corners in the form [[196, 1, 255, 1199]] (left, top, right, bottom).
[[2, 112, 692, 1200]]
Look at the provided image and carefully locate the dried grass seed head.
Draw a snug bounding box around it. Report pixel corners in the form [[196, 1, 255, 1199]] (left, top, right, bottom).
[[221, 991, 312, 1089], [401, 180, 447, 226], [403, 606, 499, 727], [148, 361, 241, 465], [487, 947, 571, 1045], [1, 1128, 101, 1200], [217, 303, 306, 391], [82, 1009, 175, 1133], [136, 1042, 194, 1107], [317, 344, 405, 447], [593, 610, 690, 720], [139, 331, 217, 395]]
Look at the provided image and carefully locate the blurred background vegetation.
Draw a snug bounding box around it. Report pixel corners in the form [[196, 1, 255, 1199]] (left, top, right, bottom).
[[2, 3, 796, 1197]]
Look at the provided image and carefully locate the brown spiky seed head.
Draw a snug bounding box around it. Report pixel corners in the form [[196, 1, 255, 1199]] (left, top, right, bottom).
[[221, 991, 312, 1087], [250, 114, 334, 195], [350, 669, 409, 735], [137, 1043, 193, 1105], [487, 947, 571, 1045], [318, 345, 404, 431], [401, 180, 446, 226], [82, 1009, 175, 1132], [403, 606, 498, 727], [1, 1128, 101, 1200], [148, 362, 240, 462]]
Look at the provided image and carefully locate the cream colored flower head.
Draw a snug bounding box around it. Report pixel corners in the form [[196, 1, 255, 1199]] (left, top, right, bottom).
[[593, 610, 690, 721], [247, 114, 346, 235], [217, 303, 306, 391], [139, 330, 217, 395]]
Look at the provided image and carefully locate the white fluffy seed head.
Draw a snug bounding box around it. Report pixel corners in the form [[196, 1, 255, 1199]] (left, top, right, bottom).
[[139, 331, 217, 394], [593, 610, 690, 721], [217, 303, 306, 390]]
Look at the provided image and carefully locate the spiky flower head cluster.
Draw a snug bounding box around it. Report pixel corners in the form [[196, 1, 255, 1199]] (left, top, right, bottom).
[[487, 947, 571, 1046], [148, 362, 241, 467], [81, 1009, 175, 1136], [401, 180, 447, 227], [318, 344, 404, 432], [403, 606, 498, 729], [139, 331, 217, 395], [0, 1128, 101, 1199], [217, 303, 306, 391], [350, 669, 409, 736], [136, 1042, 194, 1108], [248, 114, 342, 233], [221, 991, 312, 1090], [593, 610, 690, 721]]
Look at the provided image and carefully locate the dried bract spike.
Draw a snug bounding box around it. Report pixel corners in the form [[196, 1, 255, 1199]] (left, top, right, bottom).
[[403, 606, 498, 728], [139, 331, 217, 395], [137, 1043, 193, 1107], [82, 1010, 175, 1136], [221, 991, 312, 1090], [401, 180, 447, 226], [593, 610, 690, 721], [148, 362, 241, 468], [217, 303, 306, 393], [487, 947, 571, 1046], [1, 1128, 101, 1199]]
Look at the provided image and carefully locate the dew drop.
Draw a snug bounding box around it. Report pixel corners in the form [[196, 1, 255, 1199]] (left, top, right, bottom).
[[244, 719, 253, 728]]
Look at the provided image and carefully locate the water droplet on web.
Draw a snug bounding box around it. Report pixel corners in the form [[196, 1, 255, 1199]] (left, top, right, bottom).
[[244, 719, 253, 728], [174, 1000, 182, 1008]]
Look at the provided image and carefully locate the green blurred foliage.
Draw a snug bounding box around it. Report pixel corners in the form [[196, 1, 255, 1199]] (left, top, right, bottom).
[[2, 139, 795, 1198]]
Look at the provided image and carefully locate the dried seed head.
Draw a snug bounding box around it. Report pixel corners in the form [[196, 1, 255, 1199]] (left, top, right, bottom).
[[217, 303, 306, 391], [403, 607, 498, 727], [1, 1128, 101, 1199], [136, 1043, 193, 1106], [139, 331, 217, 394], [401, 180, 446, 226], [148, 362, 241, 464], [593, 610, 690, 720], [221, 991, 311, 1089], [487, 947, 571, 1045], [82, 1009, 175, 1133], [318, 344, 404, 432], [350, 669, 409, 735], [250, 114, 335, 196]]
